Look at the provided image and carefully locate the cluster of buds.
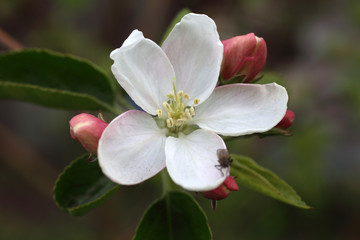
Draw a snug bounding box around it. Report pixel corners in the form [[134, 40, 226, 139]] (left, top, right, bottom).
[[69, 113, 108, 154], [221, 33, 267, 83]]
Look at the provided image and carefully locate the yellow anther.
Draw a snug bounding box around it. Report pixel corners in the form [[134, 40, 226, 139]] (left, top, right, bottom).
[[185, 108, 192, 120], [162, 78, 199, 131], [166, 118, 174, 128], [166, 93, 175, 99], [163, 102, 174, 113], [156, 109, 162, 118], [190, 107, 195, 116], [175, 119, 184, 126]]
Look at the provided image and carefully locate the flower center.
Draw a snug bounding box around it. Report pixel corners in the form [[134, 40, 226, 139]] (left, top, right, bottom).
[[156, 78, 200, 132]]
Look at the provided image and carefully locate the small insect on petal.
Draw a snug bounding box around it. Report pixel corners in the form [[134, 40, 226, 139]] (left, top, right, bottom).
[[214, 148, 233, 177]]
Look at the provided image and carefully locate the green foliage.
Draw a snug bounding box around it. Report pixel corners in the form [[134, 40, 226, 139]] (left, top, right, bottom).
[[230, 154, 310, 209], [53, 155, 119, 216], [160, 8, 191, 45], [0, 49, 118, 113], [255, 71, 289, 90], [133, 191, 211, 240]]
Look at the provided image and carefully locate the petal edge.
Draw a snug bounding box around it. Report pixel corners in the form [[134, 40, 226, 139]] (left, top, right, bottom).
[[98, 110, 167, 185], [193, 83, 288, 136]]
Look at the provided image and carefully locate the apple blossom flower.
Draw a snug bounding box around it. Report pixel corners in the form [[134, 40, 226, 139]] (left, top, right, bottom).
[[70, 113, 108, 154], [98, 13, 288, 191], [221, 33, 267, 82], [276, 109, 295, 129]]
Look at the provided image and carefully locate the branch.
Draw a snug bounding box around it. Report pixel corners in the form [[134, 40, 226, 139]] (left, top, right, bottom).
[[0, 28, 23, 50]]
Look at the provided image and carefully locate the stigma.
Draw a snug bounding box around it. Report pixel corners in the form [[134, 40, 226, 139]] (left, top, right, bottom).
[[157, 78, 199, 131]]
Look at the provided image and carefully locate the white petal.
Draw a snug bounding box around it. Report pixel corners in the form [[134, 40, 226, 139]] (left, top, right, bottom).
[[165, 129, 227, 191], [162, 13, 223, 104], [193, 83, 288, 136], [98, 110, 167, 185], [111, 30, 175, 115]]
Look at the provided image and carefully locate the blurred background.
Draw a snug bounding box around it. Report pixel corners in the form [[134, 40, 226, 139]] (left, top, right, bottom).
[[1, 0, 360, 239]]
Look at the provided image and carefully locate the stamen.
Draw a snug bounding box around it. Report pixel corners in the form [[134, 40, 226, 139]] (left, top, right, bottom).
[[163, 102, 174, 113], [166, 93, 175, 99], [185, 108, 192, 120], [175, 119, 184, 126], [161, 77, 199, 131], [166, 118, 174, 128], [156, 109, 162, 118], [190, 107, 195, 116]]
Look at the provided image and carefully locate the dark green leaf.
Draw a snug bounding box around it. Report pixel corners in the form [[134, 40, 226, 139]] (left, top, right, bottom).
[[134, 191, 211, 240], [160, 8, 191, 45], [0, 49, 118, 113], [230, 154, 311, 209], [54, 155, 119, 216]]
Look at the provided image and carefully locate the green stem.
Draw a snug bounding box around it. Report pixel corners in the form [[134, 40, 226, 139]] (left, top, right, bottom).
[[161, 170, 172, 195], [105, 104, 123, 115]]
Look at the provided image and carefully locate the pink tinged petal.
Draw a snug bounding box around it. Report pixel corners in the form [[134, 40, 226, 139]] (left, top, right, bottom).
[[110, 30, 175, 115], [98, 110, 167, 185], [193, 83, 288, 136], [165, 129, 227, 191], [162, 13, 223, 104], [69, 113, 108, 154]]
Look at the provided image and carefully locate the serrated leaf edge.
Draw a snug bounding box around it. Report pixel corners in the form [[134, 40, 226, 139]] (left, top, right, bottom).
[[231, 155, 311, 209]]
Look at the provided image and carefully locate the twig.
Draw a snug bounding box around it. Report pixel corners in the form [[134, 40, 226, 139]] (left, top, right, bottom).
[[0, 28, 23, 50]]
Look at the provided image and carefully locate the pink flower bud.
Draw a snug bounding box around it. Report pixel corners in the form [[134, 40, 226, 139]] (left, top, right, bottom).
[[221, 33, 267, 82], [202, 176, 239, 201], [69, 113, 108, 154], [276, 110, 295, 129]]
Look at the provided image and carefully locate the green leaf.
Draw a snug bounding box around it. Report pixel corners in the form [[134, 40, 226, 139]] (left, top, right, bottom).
[[0, 49, 118, 113], [160, 8, 191, 45], [134, 191, 211, 240], [54, 155, 119, 216], [230, 154, 311, 209]]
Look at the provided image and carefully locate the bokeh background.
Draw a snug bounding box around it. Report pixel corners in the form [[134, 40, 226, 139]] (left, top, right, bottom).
[[1, 0, 360, 239]]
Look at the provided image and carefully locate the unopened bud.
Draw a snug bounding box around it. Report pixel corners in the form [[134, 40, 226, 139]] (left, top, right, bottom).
[[202, 176, 239, 201], [221, 33, 267, 83], [69, 113, 108, 154], [276, 110, 295, 129]]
